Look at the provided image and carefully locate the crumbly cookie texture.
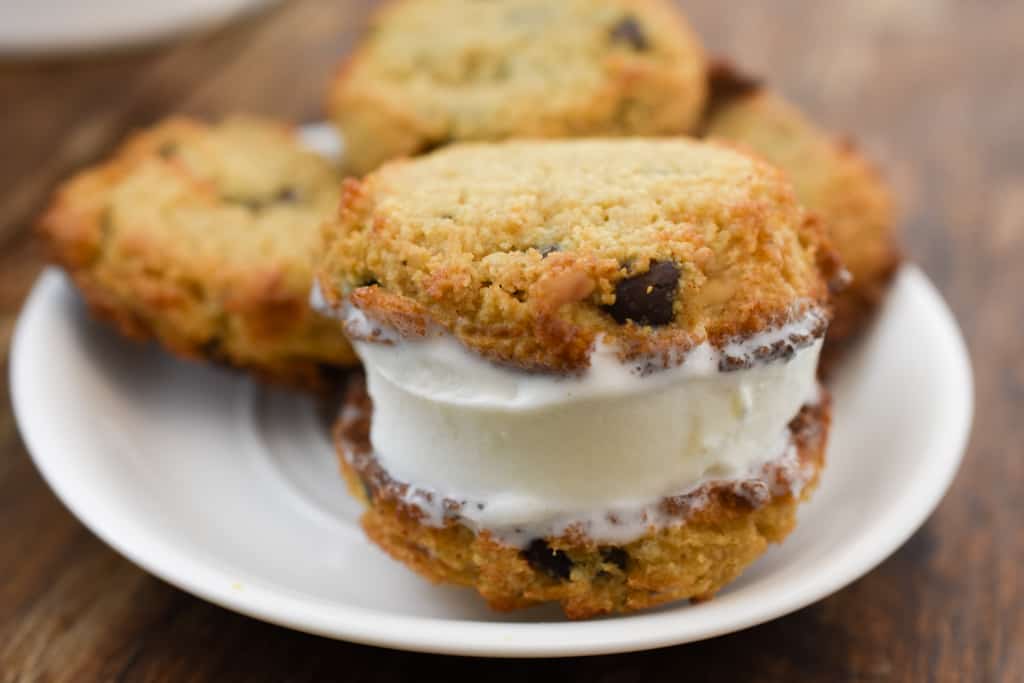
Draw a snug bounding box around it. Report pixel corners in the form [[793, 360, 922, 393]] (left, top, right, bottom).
[[335, 376, 830, 618], [318, 138, 838, 372], [327, 0, 708, 175], [703, 64, 901, 366], [38, 116, 357, 390]]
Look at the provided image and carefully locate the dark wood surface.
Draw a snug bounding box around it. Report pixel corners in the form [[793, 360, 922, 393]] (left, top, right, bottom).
[[1, 1, 1021, 680]]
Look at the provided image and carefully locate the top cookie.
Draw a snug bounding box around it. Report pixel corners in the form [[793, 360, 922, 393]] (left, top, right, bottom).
[[328, 0, 708, 175], [317, 138, 836, 373], [703, 64, 899, 350], [39, 116, 357, 390]]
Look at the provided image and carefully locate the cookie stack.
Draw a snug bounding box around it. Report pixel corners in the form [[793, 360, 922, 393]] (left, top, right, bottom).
[[39, 0, 900, 618]]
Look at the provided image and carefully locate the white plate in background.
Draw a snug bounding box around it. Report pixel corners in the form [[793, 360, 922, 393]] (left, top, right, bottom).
[[0, 0, 277, 57]]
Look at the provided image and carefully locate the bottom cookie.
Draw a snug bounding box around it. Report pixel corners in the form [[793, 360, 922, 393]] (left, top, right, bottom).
[[333, 376, 831, 619]]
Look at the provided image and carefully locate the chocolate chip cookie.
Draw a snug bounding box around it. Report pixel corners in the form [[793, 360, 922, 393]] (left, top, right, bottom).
[[327, 0, 708, 175], [38, 116, 357, 390]]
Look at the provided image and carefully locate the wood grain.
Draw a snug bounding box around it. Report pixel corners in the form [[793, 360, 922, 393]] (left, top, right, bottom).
[[1, 1, 1021, 680]]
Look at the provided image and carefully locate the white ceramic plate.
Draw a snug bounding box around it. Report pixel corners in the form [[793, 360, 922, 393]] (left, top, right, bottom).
[[11, 127, 972, 657], [0, 0, 276, 57]]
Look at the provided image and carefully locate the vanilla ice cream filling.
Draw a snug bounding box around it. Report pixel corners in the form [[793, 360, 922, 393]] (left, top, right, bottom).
[[337, 302, 825, 546]]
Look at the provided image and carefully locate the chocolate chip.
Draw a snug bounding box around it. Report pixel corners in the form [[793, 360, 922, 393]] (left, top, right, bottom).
[[522, 539, 573, 580], [276, 187, 299, 203], [417, 136, 452, 156], [600, 547, 629, 571], [604, 261, 680, 326], [198, 337, 228, 363], [707, 61, 763, 109], [316, 363, 347, 387], [539, 245, 560, 258], [610, 16, 648, 50]]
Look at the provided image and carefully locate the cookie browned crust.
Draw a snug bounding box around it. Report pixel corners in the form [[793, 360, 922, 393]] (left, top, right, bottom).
[[38, 116, 357, 391], [317, 138, 838, 373], [703, 63, 901, 369], [327, 0, 708, 175], [334, 375, 830, 618]]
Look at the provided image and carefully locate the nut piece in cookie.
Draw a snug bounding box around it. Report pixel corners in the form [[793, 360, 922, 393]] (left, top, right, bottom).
[[704, 62, 901, 368], [38, 116, 357, 391], [317, 138, 836, 617], [327, 0, 709, 175]]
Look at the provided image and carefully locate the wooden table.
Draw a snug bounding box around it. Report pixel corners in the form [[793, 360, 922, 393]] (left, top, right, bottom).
[[1, 1, 1021, 680]]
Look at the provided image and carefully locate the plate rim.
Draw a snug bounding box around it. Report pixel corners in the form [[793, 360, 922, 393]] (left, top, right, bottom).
[[0, 0, 277, 57], [10, 264, 974, 657]]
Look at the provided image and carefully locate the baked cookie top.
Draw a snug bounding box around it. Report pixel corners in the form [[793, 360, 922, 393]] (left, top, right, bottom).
[[327, 0, 708, 175], [703, 65, 898, 316], [44, 116, 341, 286], [317, 138, 836, 372], [39, 116, 355, 386]]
